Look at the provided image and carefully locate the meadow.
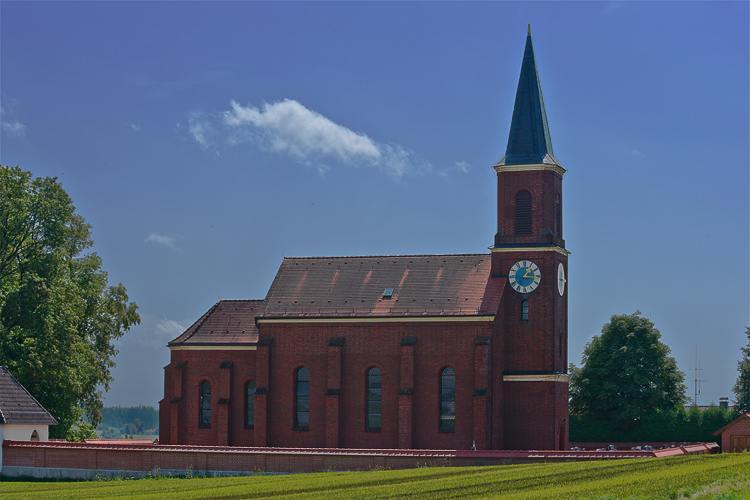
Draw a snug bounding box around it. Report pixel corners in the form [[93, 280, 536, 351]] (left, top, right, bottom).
[[0, 453, 748, 499]]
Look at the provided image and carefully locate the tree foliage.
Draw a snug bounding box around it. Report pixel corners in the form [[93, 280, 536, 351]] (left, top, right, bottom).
[[97, 405, 158, 431], [732, 326, 750, 413], [0, 165, 139, 439], [570, 404, 735, 444], [569, 311, 686, 430]]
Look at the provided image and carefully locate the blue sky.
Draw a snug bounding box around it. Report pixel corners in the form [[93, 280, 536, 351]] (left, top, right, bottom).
[[1, 1, 748, 410]]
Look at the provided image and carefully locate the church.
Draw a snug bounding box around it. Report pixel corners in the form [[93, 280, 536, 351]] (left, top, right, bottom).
[[159, 28, 570, 451]]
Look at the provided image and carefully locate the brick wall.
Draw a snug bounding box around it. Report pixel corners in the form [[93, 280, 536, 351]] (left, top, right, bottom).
[[2, 440, 701, 479]]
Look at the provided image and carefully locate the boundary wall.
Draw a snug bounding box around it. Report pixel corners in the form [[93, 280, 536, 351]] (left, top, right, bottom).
[[1, 440, 717, 479]]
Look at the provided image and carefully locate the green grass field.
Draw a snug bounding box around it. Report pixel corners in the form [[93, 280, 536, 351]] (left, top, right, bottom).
[[1, 453, 748, 499]]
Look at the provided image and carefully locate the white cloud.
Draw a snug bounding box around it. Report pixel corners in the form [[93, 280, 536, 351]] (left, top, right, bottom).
[[1, 121, 27, 138], [144, 232, 180, 250], [188, 111, 217, 152], [224, 99, 381, 162], [121, 315, 186, 348], [1, 98, 27, 139], [126, 122, 141, 133], [156, 318, 185, 338], [454, 161, 470, 174], [439, 160, 470, 178], [630, 149, 644, 161], [187, 98, 431, 179]]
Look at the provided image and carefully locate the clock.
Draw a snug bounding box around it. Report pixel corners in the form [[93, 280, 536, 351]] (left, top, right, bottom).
[[509, 260, 541, 294], [557, 263, 566, 296]]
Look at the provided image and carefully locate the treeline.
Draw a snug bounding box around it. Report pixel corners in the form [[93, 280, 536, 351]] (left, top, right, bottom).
[[96, 406, 158, 437], [570, 404, 736, 444]]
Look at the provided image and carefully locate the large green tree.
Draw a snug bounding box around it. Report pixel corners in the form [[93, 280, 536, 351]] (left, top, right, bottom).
[[0, 165, 139, 439], [569, 311, 686, 430], [732, 327, 750, 413]]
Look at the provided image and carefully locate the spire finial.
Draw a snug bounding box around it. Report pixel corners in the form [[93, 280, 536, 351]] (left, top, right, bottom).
[[528, 24, 531, 36]]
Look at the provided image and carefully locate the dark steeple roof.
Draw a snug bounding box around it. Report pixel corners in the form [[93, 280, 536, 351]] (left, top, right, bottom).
[[495, 26, 563, 168]]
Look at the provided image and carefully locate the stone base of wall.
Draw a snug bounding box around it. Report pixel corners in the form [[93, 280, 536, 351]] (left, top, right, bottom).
[[1, 440, 715, 480]]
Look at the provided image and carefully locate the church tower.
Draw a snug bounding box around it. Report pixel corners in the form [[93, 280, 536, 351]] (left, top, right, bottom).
[[492, 26, 569, 450]]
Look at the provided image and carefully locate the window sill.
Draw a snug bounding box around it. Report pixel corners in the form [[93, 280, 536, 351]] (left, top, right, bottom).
[[365, 427, 381, 433], [293, 426, 309, 431]]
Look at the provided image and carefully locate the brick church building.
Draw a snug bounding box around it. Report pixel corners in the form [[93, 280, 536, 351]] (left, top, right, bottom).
[[160, 28, 570, 451]]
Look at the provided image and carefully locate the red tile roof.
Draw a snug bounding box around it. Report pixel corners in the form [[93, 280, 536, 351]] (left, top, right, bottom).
[[169, 299, 263, 346], [713, 413, 750, 436], [0, 366, 57, 426], [258, 254, 503, 319]]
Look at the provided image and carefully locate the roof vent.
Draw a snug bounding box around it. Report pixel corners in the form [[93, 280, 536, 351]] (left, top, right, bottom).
[[383, 288, 394, 299]]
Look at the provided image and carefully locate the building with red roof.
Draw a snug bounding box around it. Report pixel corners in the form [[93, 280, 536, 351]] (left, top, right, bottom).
[[160, 27, 570, 451], [713, 413, 750, 453]]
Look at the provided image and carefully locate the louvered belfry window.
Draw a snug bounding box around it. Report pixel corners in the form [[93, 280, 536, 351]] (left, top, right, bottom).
[[515, 190, 532, 235], [366, 367, 382, 431], [555, 193, 561, 237]]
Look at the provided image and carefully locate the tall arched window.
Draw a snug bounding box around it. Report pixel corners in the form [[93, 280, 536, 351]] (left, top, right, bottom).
[[295, 367, 310, 430], [366, 367, 382, 432], [245, 380, 256, 428], [515, 190, 532, 235], [555, 193, 561, 237], [521, 299, 529, 322], [439, 367, 456, 432], [199, 380, 211, 428]]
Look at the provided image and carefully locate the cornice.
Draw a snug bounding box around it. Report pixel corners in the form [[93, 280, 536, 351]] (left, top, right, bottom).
[[503, 374, 570, 383], [168, 344, 257, 351], [493, 163, 566, 176], [257, 315, 495, 324], [490, 246, 571, 256]]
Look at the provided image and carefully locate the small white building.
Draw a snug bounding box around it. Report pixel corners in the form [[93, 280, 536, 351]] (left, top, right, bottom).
[[0, 366, 57, 472]]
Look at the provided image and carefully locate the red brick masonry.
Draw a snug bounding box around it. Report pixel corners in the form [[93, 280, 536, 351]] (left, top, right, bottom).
[[0, 440, 717, 478]]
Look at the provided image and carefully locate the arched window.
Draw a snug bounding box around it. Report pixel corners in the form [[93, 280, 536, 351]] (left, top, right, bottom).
[[555, 193, 561, 237], [30, 430, 39, 441], [515, 190, 532, 235], [439, 367, 456, 433], [295, 367, 310, 430], [366, 367, 382, 432], [245, 380, 256, 428], [199, 380, 211, 428], [521, 299, 529, 322]]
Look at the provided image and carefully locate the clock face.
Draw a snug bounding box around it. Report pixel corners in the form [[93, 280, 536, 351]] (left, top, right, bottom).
[[509, 260, 541, 294], [557, 263, 566, 296]]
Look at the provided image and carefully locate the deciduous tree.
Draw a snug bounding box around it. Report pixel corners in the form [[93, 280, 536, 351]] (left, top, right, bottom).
[[569, 311, 686, 430], [0, 165, 139, 439], [732, 327, 750, 413]]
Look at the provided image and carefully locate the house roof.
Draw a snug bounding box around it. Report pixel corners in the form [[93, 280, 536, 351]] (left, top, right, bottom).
[[494, 26, 563, 169], [713, 413, 750, 436], [169, 299, 263, 346], [257, 254, 504, 319], [0, 366, 57, 426]]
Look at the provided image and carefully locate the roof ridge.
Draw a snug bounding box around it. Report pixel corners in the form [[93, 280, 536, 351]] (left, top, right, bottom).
[[283, 253, 490, 260]]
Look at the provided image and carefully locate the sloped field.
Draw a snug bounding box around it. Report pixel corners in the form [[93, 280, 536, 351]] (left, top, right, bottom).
[[0, 453, 748, 499]]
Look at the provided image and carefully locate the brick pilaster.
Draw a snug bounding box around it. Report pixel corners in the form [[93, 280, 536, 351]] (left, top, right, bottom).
[[473, 337, 491, 450], [255, 337, 273, 447], [325, 337, 344, 448], [398, 337, 415, 449], [217, 361, 232, 446]]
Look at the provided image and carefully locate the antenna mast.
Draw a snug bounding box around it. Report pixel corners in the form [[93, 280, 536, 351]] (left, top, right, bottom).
[[690, 345, 706, 405]]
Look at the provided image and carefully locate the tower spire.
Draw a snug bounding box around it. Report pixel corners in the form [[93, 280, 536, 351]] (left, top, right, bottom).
[[495, 28, 562, 168]]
